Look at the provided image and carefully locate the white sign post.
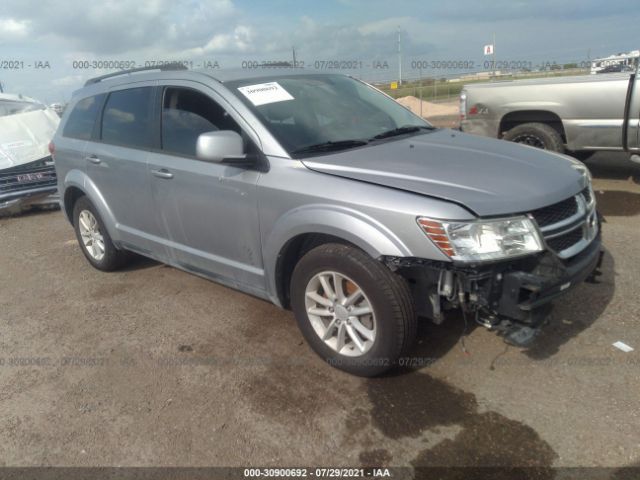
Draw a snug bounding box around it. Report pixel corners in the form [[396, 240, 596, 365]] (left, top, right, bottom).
[[484, 33, 496, 78]]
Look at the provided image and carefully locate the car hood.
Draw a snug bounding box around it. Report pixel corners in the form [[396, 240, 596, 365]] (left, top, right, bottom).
[[0, 108, 60, 170], [301, 129, 585, 217]]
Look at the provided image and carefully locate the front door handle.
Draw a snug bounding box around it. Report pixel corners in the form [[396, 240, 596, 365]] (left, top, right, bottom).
[[86, 155, 101, 164], [151, 168, 174, 179]]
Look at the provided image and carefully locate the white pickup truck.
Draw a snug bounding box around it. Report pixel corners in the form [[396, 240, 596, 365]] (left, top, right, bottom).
[[460, 72, 640, 161]]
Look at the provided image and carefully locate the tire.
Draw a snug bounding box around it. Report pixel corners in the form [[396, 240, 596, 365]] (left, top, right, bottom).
[[72, 196, 129, 271], [503, 122, 565, 153], [290, 243, 416, 376]]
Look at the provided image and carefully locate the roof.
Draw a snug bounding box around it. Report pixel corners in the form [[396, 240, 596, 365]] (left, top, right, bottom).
[[82, 66, 338, 88], [195, 67, 327, 83]]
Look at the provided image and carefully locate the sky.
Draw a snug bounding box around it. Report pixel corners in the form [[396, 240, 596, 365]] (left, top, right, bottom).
[[0, 0, 637, 103]]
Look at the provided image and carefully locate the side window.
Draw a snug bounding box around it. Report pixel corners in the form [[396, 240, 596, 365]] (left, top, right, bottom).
[[101, 87, 154, 149], [62, 94, 105, 140], [161, 87, 240, 157]]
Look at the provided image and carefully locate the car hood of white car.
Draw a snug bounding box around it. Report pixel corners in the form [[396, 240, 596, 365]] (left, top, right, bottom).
[[0, 108, 60, 170]]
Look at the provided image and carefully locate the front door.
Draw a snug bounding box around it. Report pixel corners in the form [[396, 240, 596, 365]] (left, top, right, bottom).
[[146, 83, 265, 291]]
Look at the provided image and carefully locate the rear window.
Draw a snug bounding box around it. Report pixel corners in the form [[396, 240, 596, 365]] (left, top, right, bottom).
[[63, 94, 105, 140], [101, 87, 154, 149], [0, 100, 45, 117]]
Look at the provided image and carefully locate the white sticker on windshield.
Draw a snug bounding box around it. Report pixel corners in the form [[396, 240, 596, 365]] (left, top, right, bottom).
[[237, 82, 294, 106]]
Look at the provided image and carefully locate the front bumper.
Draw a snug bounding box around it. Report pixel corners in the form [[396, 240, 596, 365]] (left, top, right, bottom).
[[388, 232, 603, 330], [0, 157, 58, 211], [496, 234, 602, 326]]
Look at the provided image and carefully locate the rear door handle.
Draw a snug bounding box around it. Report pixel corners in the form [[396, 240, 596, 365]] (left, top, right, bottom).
[[151, 168, 174, 179], [86, 155, 101, 164]]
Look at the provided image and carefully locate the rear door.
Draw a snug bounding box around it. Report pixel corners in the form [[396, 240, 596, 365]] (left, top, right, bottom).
[[84, 83, 162, 254], [146, 82, 264, 290]]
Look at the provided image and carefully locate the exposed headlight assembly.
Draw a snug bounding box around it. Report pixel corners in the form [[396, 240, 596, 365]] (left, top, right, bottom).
[[417, 216, 543, 262]]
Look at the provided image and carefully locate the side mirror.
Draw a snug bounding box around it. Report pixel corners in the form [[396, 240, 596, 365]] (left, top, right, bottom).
[[196, 130, 248, 164]]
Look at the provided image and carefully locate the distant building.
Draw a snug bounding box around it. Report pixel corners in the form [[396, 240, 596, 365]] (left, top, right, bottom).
[[591, 50, 639, 74]]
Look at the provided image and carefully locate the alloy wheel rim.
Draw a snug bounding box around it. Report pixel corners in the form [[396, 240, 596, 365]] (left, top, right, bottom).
[[304, 271, 376, 357], [78, 210, 105, 261]]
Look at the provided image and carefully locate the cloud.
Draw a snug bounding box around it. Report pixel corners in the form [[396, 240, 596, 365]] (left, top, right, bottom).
[[51, 74, 86, 87], [0, 0, 638, 102], [0, 17, 30, 43], [0, 0, 238, 54], [182, 25, 255, 55]]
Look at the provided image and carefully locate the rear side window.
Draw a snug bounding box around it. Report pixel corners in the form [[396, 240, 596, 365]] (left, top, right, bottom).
[[63, 94, 105, 140], [161, 87, 240, 157], [101, 87, 154, 149]]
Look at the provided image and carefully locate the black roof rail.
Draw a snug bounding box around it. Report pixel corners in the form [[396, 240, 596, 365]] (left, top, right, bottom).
[[84, 64, 188, 86]]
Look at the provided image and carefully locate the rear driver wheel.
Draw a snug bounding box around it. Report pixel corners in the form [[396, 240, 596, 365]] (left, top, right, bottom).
[[73, 196, 129, 271], [503, 122, 565, 153]]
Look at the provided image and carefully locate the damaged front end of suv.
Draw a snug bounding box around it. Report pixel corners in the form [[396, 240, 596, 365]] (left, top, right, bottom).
[[384, 182, 602, 347]]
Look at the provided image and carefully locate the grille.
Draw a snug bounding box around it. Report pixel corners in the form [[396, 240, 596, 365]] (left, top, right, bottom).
[[0, 157, 57, 196], [546, 228, 583, 253], [530, 196, 578, 228]]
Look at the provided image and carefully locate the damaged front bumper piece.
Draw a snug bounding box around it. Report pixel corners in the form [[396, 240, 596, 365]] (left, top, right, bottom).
[[0, 157, 59, 214], [384, 233, 603, 347]]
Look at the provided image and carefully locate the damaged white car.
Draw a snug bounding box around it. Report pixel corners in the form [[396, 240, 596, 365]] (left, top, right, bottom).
[[0, 93, 60, 212]]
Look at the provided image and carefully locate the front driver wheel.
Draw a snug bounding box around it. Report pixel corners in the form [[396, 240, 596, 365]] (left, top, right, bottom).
[[290, 243, 416, 376]]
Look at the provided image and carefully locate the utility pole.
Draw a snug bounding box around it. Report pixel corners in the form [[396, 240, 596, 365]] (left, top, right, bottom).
[[419, 65, 423, 118], [492, 32, 496, 78], [397, 26, 402, 86]]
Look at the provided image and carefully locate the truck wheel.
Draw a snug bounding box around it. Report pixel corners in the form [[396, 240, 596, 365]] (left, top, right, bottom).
[[290, 243, 416, 377], [73, 196, 129, 271], [503, 122, 565, 153]]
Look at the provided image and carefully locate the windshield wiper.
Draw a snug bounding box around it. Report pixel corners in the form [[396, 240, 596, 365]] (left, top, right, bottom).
[[291, 139, 369, 155], [370, 125, 436, 141]]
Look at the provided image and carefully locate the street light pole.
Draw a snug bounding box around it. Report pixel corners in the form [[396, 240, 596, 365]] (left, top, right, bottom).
[[398, 26, 402, 86], [492, 32, 496, 78]]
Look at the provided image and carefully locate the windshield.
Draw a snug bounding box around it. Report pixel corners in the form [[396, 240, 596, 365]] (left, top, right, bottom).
[[0, 100, 45, 118], [227, 74, 432, 156]]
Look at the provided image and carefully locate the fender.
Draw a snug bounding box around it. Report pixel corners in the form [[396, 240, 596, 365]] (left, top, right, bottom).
[[63, 169, 120, 243], [262, 204, 413, 305]]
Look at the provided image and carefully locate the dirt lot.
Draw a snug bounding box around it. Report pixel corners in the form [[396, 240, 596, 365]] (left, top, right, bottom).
[[0, 151, 639, 475]]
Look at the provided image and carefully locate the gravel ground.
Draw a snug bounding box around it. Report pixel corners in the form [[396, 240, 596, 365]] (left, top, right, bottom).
[[0, 152, 638, 475]]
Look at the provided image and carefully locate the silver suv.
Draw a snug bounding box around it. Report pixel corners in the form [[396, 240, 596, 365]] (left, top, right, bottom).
[[53, 66, 602, 376]]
